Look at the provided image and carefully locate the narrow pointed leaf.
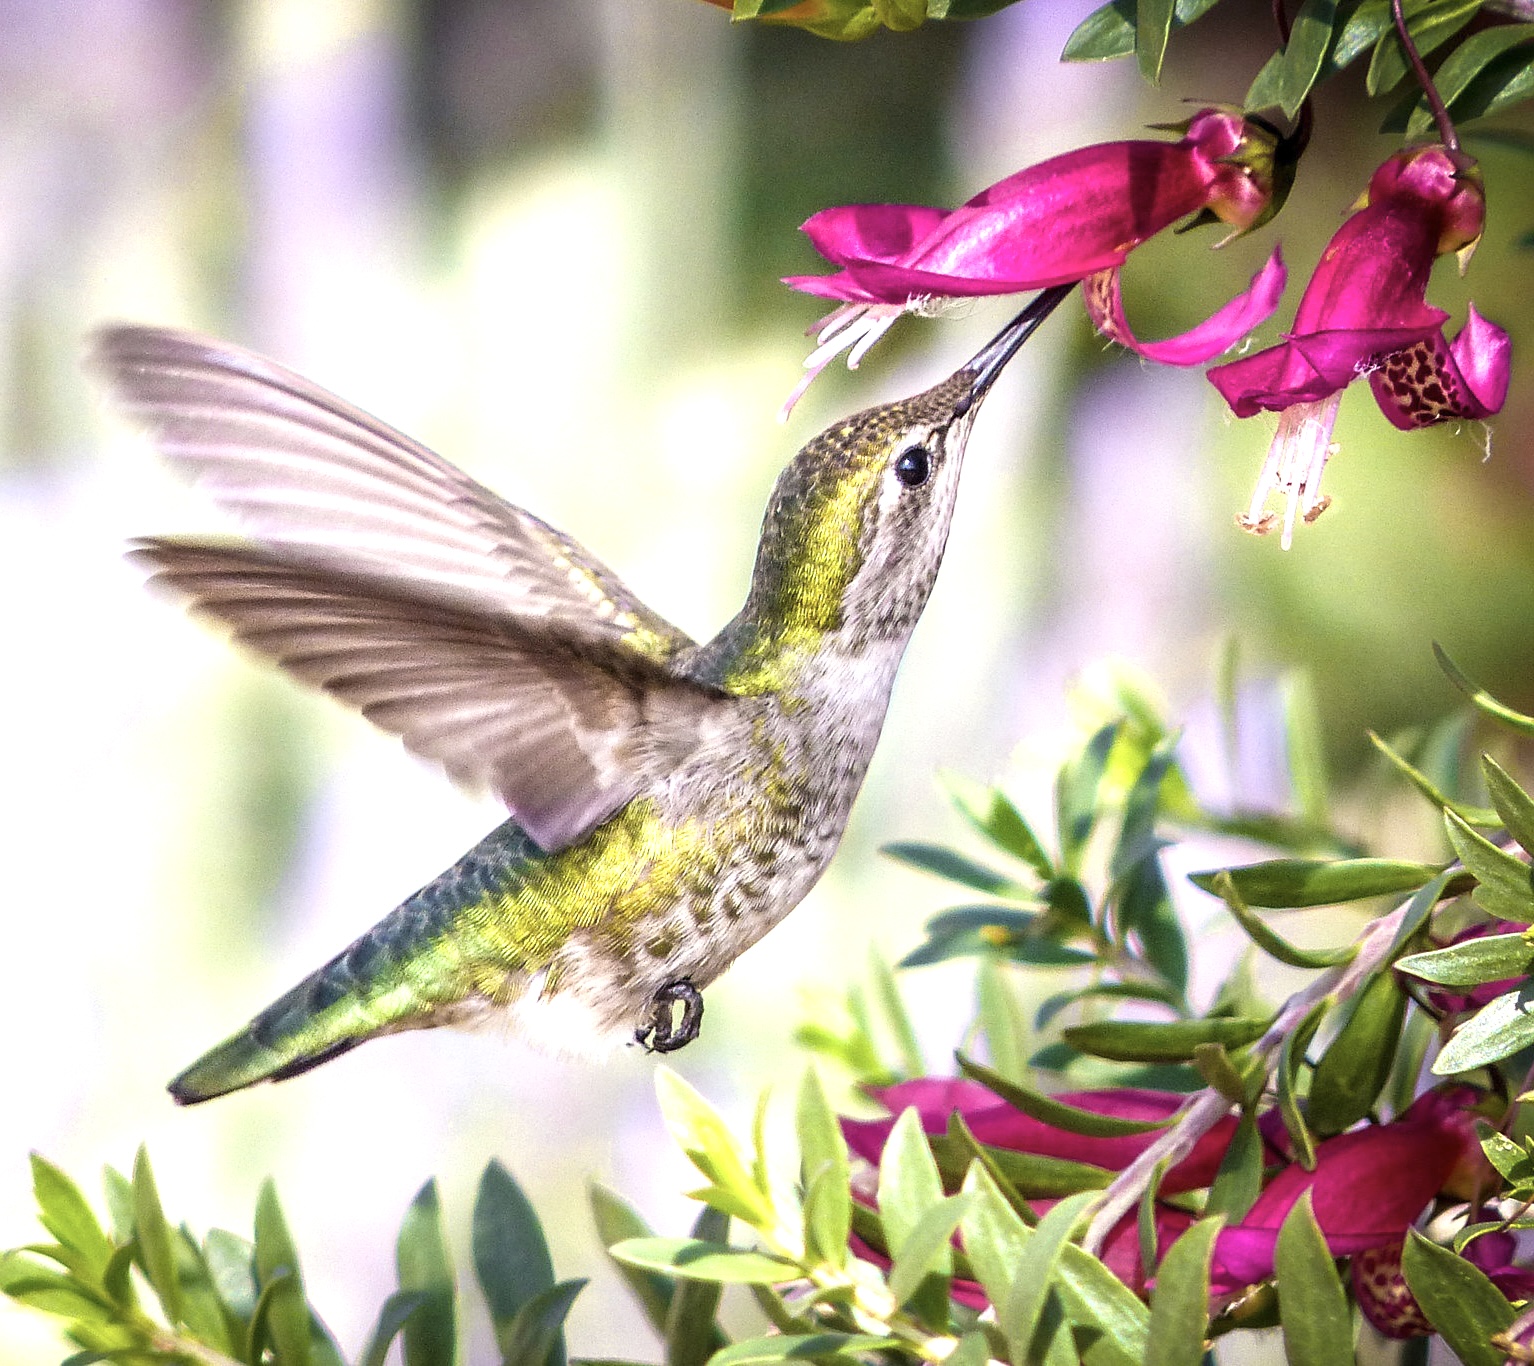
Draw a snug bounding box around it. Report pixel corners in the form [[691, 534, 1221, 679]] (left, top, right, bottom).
[[396, 1180, 456, 1366], [253, 1182, 311, 1366], [1283, 668, 1331, 826], [1434, 984, 1534, 1074], [1137, 0, 1175, 82], [662, 1205, 728, 1366], [797, 1071, 850, 1271], [956, 1053, 1170, 1136], [977, 958, 1031, 1084], [589, 1186, 674, 1338], [204, 1228, 258, 1325], [705, 1335, 895, 1364], [1445, 810, 1534, 922], [1000, 1191, 1096, 1360], [1057, 722, 1122, 872], [654, 1069, 771, 1227], [1483, 755, 1534, 857], [1435, 644, 1534, 737], [473, 1161, 558, 1361], [498, 1279, 587, 1366], [1063, 1016, 1268, 1062], [607, 1239, 800, 1285], [1275, 1192, 1353, 1366], [131, 1149, 181, 1326], [887, 1193, 974, 1310], [1398, 932, 1534, 986], [867, 950, 924, 1077], [1206, 1110, 1263, 1223], [878, 1108, 950, 1322], [359, 1291, 429, 1366], [1277, 1002, 1326, 1169], [942, 771, 1053, 879], [1145, 1216, 1223, 1366], [1189, 858, 1441, 908], [1401, 1228, 1515, 1366], [1369, 730, 1498, 826], [1307, 969, 1407, 1135], [30, 1156, 115, 1279], [881, 842, 1026, 897], [1209, 872, 1353, 969]]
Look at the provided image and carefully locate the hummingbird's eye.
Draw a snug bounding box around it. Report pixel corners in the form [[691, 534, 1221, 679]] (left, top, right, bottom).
[[894, 444, 931, 488]]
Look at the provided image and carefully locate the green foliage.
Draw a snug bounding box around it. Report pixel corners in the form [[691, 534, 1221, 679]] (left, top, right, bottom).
[[2, 1152, 577, 1366]]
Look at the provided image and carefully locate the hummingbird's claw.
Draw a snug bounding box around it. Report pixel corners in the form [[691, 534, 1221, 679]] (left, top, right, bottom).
[[636, 978, 704, 1053]]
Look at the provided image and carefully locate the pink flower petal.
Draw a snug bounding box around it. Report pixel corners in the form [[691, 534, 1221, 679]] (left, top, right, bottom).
[[799, 203, 952, 266], [1082, 247, 1287, 367], [1210, 1088, 1482, 1292], [1369, 304, 1512, 430]]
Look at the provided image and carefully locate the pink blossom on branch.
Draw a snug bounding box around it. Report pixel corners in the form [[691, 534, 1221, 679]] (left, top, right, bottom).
[[781, 109, 1287, 414], [1207, 146, 1511, 548]]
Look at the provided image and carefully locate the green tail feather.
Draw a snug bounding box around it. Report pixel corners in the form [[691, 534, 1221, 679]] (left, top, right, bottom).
[[168, 820, 540, 1104]]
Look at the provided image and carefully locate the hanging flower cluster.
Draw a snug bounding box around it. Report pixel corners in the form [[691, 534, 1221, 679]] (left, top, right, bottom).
[[842, 1076, 1502, 1336], [782, 69, 1513, 546]]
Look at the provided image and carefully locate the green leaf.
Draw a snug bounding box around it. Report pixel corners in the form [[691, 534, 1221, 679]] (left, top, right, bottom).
[[943, 771, 1053, 879], [1401, 1228, 1515, 1365], [956, 1053, 1170, 1136], [1137, 0, 1174, 82], [1061, 0, 1225, 62], [1145, 1216, 1223, 1366], [1484, 755, 1534, 858], [887, 1193, 974, 1311], [1435, 644, 1534, 737], [1036, 981, 1182, 1028], [1275, 1192, 1354, 1366], [706, 1335, 895, 1364], [589, 1186, 674, 1339], [881, 842, 1026, 897], [664, 1207, 727, 1366], [1057, 722, 1122, 872], [498, 1279, 587, 1366], [130, 1148, 181, 1327], [174, 1225, 236, 1355], [1277, 1003, 1326, 1170], [1208, 871, 1354, 969], [473, 1161, 558, 1363], [1405, 24, 1534, 133], [1434, 984, 1534, 1074], [252, 1180, 311, 1366], [1307, 969, 1407, 1135], [1000, 1191, 1097, 1361], [607, 1239, 800, 1285], [1063, 1016, 1268, 1062], [1188, 858, 1441, 908], [1398, 932, 1534, 986], [977, 958, 1031, 1084], [654, 1068, 771, 1228], [1283, 668, 1331, 828], [867, 949, 924, 1077], [359, 1291, 429, 1366], [1250, 0, 1343, 132], [396, 1180, 456, 1366], [204, 1228, 258, 1325], [1205, 1110, 1263, 1223], [878, 1108, 950, 1321], [1366, 0, 1480, 92], [1368, 730, 1498, 826], [29, 1156, 115, 1280], [1445, 810, 1534, 922], [797, 1071, 851, 1271]]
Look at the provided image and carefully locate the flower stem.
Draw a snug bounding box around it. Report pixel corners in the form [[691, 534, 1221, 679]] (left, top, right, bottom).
[[1391, 0, 1461, 156], [1081, 899, 1416, 1253]]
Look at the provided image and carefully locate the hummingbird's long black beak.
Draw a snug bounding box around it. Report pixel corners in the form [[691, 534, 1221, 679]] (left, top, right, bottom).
[[952, 283, 1075, 419]]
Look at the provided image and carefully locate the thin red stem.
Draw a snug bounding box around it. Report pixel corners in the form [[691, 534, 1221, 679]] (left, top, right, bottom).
[[1391, 0, 1461, 155]]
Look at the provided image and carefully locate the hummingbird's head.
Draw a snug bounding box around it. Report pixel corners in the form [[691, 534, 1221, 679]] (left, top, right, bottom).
[[742, 291, 1067, 656]]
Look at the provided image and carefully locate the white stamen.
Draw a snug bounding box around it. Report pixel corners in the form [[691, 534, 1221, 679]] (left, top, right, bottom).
[[1237, 391, 1344, 550]]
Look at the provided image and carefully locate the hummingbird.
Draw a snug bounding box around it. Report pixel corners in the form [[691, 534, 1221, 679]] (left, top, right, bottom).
[[94, 289, 1065, 1104]]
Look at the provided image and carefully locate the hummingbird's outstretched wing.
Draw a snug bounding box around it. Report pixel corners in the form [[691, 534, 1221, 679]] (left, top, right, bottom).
[[94, 324, 727, 853], [89, 325, 690, 657], [132, 537, 725, 853]]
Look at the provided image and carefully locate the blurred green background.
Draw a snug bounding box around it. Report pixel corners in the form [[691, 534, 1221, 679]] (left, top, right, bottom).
[[3, 0, 1532, 1360]]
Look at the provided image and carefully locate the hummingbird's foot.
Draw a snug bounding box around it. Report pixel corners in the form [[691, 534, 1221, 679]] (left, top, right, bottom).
[[636, 978, 704, 1054]]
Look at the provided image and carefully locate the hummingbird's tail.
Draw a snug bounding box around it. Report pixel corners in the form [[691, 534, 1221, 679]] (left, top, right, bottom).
[[168, 884, 493, 1105]]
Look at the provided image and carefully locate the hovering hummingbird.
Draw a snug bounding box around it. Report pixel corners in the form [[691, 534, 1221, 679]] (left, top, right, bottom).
[[95, 289, 1065, 1104]]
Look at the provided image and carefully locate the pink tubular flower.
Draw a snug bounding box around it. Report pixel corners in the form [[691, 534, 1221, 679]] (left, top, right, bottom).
[[842, 1077, 1240, 1194], [1207, 146, 1511, 548], [781, 109, 1286, 414], [1209, 1087, 1486, 1298]]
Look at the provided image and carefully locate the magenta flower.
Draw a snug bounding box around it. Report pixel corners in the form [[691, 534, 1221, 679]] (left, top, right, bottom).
[[1209, 1087, 1486, 1297], [782, 109, 1286, 414], [1207, 146, 1511, 548], [1352, 1227, 1534, 1339], [843, 1077, 1240, 1194]]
